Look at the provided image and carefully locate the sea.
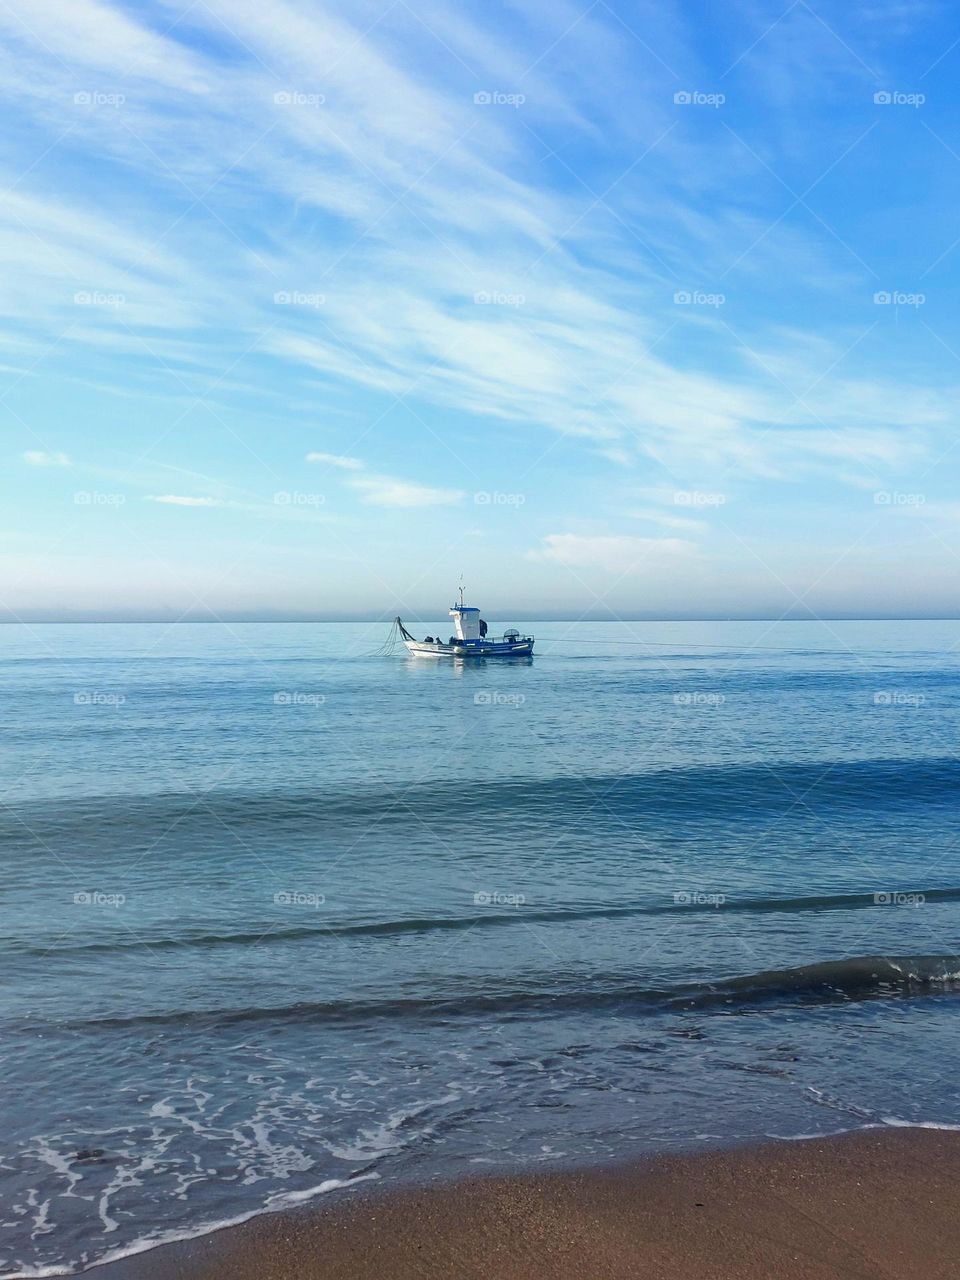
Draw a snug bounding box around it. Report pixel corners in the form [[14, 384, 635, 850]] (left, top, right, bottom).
[[3, 619, 960, 1276]]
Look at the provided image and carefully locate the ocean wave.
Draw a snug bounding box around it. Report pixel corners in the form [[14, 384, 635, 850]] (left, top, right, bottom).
[[9, 888, 960, 959], [39, 953, 960, 1033], [2, 756, 957, 841]]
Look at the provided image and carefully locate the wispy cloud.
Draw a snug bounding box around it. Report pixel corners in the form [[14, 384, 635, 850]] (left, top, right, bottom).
[[347, 474, 465, 508], [305, 452, 364, 470], [0, 0, 945, 491], [303, 454, 462, 507], [528, 534, 695, 573], [626, 508, 706, 532], [146, 495, 226, 507], [23, 450, 70, 466]]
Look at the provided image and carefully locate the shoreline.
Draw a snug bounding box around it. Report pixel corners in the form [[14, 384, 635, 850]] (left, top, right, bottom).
[[85, 1126, 960, 1279]]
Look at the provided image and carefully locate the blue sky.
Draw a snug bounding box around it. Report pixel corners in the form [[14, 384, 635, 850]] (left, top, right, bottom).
[[3, 0, 960, 620]]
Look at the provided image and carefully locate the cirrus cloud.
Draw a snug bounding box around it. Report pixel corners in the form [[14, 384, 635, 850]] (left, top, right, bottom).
[[305, 452, 364, 470], [528, 533, 694, 573], [347, 473, 465, 508], [146, 494, 226, 507], [23, 450, 70, 466]]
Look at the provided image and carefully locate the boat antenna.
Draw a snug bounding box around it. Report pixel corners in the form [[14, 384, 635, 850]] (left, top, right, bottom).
[[458, 574, 464, 609]]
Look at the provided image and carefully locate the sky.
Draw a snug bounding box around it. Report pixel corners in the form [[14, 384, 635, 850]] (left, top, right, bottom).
[[3, 0, 960, 621]]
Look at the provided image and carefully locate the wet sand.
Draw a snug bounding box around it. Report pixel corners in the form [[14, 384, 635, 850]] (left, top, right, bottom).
[[92, 1127, 960, 1279]]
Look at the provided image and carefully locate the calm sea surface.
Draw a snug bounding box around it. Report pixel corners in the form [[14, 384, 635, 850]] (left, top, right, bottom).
[[3, 619, 960, 1275]]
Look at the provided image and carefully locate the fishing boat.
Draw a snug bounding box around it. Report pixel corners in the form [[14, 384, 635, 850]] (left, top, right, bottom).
[[396, 589, 534, 658]]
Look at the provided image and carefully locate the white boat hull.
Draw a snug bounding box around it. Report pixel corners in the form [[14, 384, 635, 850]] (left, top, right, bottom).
[[404, 638, 534, 659]]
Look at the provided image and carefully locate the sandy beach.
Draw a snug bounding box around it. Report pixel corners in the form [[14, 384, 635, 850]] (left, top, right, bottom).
[[92, 1127, 960, 1280]]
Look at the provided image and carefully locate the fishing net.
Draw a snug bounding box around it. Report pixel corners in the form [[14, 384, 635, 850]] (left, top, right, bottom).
[[369, 617, 408, 657]]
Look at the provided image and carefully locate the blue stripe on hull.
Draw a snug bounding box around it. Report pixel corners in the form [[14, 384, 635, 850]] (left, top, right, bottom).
[[405, 641, 534, 658]]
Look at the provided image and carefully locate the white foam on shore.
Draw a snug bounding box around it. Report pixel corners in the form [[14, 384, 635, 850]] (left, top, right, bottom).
[[3, 1173, 379, 1279], [769, 1119, 960, 1144], [10, 1117, 960, 1277], [880, 1117, 960, 1131], [265, 1175, 378, 1207]]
